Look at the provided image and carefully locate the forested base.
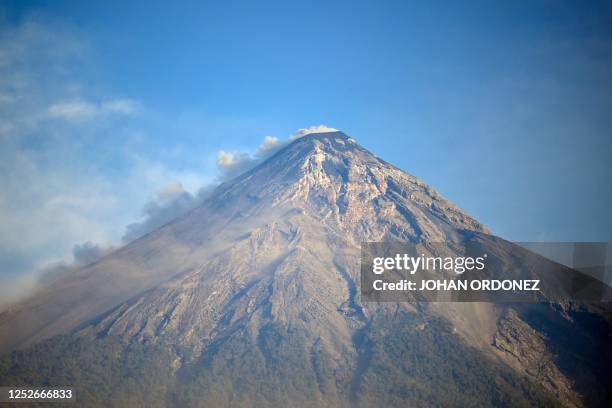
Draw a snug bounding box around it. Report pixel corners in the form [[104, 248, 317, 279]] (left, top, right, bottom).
[[355, 313, 558, 408], [0, 316, 563, 407], [0, 335, 176, 407], [173, 323, 344, 408]]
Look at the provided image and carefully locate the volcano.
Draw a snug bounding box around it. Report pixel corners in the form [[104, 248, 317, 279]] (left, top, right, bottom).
[[1, 131, 610, 407]]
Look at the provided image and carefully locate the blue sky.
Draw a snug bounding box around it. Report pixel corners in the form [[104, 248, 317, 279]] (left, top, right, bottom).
[[1, 1, 611, 300]]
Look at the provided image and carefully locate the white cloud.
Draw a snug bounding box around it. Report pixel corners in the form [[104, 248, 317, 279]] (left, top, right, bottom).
[[102, 98, 140, 114], [256, 135, 281, 155], [157, 181, 187, 201], [217, 150, 246, 169], [121, 181, 213, 243], [47, 100, 97, 120], [290, 124, 338, 139], [47, 98, 139, 121], [216, 150, 254, 180]]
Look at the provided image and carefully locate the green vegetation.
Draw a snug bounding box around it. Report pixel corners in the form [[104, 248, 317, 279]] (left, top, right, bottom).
[[0, 316, 561, 407], [355, 313, 558, 407], [0, 335, 176, 407], [174, 323, 341, 407]]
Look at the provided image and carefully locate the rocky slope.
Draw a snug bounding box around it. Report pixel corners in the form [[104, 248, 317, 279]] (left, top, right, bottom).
[[1, 131, 610, 407]]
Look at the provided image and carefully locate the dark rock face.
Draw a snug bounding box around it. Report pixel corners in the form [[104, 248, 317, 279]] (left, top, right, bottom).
[[1, 132, 610, 407]]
